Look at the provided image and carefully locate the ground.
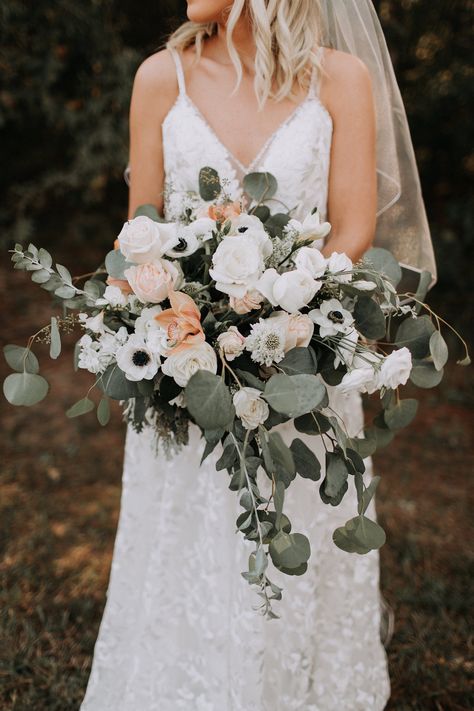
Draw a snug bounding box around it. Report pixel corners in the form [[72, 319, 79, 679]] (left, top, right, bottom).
[[1, 258, 473, 710]]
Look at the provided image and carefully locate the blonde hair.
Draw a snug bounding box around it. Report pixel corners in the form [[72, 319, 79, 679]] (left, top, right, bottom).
[[167, 0, 323, 107]]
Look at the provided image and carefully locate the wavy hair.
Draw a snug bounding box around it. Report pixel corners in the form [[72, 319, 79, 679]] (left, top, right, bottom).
[[167, 0, 323, 107]]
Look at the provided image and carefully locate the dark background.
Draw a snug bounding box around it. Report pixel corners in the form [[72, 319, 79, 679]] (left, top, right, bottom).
[[1, 1, 473, 709]]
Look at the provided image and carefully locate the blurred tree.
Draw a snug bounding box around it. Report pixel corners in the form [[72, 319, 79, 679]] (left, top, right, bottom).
[[0, 0, 472, 297]]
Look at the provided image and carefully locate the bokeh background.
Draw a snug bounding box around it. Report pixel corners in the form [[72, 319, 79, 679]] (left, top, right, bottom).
[[1, 1, 472, 709]]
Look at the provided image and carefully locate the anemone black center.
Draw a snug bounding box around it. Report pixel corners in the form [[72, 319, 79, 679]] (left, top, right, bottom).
[[132, 350, 151, 367], [238, 226, 248, 233], [174, 237, 188, 252], [328, 310, 344, 324]]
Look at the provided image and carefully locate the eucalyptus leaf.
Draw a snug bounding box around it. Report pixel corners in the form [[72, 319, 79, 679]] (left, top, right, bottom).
[[199, 167, 221, 201], [364, 247, 402, 287], [38, 248, 52, 269], [56, 263, 72, 284], [216, 443, 238, 471], [264, 213, 290, 237], [3, 345, 39, 374], [395, 315, 435, 358], [50, 317, 61, 359], [429, 331, 448, 371], [279, 347, 317, 376], [267, 431, 296, 487], [274, 480, 285, 530], [105, 249, 133, 280], [186, 370, 235, 429], [3, 372, 49, 406], [269, 530, 311, 570], [294, 411, 331, 435], [133, 203, 163, 221], [243, 172, 277, 203], [346, 434, 377, 458], [235, 369, 265, 391], [263, 374, 327, 418], [252, 205, 270, 222], [360, 475, 381, 516], [98, 365, 141, 400], [97, 397, 111, 426], [66, 397, 95, 418], [55, 285, 76, 299], [31, 269, 52, 284], [290, 438, 321, 481], [410, 361, 444, 388], [354, 297, 386, 340], [320, 451, 349, 503], [384, 398, 418, 430]]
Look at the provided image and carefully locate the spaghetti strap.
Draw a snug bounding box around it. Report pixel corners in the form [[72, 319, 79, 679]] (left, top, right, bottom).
[[168, 47, 186, 95]]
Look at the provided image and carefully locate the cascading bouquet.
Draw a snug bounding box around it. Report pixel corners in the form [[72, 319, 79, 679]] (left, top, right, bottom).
[[5, 167, 469, 617]]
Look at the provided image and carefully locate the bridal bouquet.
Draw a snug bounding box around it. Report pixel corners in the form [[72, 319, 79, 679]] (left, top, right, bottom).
[[6, 167, 469, 616]]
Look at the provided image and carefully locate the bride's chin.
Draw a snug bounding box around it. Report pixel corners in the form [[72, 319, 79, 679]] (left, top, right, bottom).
[[186, 0, 231, 24]]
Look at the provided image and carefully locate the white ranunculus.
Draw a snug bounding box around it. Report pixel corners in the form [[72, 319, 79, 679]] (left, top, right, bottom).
[[117, 215, 178, 263], [124, 259, 180, 304], [378, 347, 412, 389], [115, 334, 160, 382], [161, 342, 217, 387], [209, 232, 269, 298], [257, 268, 321, 313], [326, 252, 353, 283], [293, 246, 327, 279], [309, 298, 354, 337], [287, 210, 331, 241], [216, 326, 246, 361], [233, 387, 270, 430]]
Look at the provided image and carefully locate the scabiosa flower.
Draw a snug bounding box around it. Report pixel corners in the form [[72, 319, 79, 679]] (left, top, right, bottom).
[[116, 335, 160, 382], [245, 318, 287, 366], [309, 298, 354, 337]]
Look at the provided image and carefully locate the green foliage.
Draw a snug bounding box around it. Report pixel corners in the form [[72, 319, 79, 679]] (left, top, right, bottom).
[[185, 371, 235, 430]]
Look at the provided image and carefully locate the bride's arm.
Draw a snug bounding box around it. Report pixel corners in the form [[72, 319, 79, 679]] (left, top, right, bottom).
[[127, 51, 179, 220], [319, 49, 377, 262]]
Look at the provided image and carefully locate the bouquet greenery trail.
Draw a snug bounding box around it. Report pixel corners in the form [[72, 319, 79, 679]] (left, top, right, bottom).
[[5, 167, 469, 617]]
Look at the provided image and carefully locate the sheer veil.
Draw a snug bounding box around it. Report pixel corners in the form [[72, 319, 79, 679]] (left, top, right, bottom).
[[320, 0, 437, 282]]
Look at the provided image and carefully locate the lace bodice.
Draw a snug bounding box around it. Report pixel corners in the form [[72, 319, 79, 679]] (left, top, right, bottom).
[[162, 47, 333, 224]]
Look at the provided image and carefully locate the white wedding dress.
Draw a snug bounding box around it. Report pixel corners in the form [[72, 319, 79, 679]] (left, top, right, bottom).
[[80, 48, 391, 711]]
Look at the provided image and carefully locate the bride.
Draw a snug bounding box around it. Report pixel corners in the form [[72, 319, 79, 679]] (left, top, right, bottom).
[[80, 1, 434, 709]]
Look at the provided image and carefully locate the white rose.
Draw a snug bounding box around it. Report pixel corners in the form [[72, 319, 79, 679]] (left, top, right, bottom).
[[216, 326, 246, 361], [287, 210, 331, 241], [338, 351, 383, 394], [378, 347, 412, 389], [257, 268, 321, 313], [117, 215, 178, 263], [233, 387, 269, 430], [293, 246, 327, 279], [161, 342, 217, 387], [209, 232, 269, 298], [124, 259, 180, 303], [326, 252, 353, 283], [269, 311, 314, 350]]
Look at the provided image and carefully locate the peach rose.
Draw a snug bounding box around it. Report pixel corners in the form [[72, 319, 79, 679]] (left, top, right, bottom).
[[269, 311, 314, 351], [229, 288, 264, 315], [124, 260, 180, 304], [154, 289, 205, 354], [201, 200, 243, 223]]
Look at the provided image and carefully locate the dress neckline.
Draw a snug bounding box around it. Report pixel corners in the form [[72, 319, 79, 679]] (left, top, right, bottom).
[[166, 47, 328, 175]]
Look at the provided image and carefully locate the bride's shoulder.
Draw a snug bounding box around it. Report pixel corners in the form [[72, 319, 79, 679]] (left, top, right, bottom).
[[319, 47, 374, 116], [130, 49, 180, 119]]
